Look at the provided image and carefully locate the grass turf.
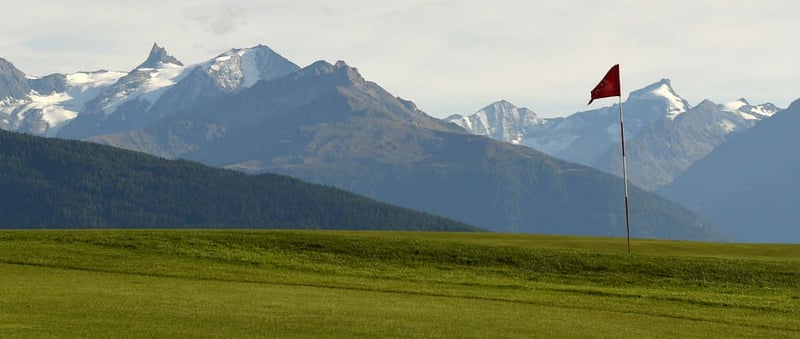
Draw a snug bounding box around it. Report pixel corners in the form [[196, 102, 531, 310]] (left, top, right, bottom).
[[0, 230, 798, 338]]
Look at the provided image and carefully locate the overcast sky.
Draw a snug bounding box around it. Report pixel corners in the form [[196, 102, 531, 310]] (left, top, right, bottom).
[[2, 0, 797, 117]]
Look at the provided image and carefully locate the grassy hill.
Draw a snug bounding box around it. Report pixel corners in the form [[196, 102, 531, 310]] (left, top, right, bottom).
[[1, 230, 797, 337], [0, 129, 476, 231]]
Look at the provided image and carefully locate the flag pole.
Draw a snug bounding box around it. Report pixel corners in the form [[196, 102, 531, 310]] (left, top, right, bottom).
[[588, 64, 630, 253], [618, 95, 631, 254]]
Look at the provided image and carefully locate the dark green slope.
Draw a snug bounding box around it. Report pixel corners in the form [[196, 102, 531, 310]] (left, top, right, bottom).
[[0, 129, 477, 231]]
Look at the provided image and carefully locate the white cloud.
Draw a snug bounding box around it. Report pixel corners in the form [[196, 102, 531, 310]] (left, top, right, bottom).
[[1, 0, 797, 117]]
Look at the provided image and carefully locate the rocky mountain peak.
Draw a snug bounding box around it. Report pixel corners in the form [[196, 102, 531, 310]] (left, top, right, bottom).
[[0, 57, 32, 99], [137, 43, 184, 69], [296, 60, 366, 86], [628, 79, 675, 99], [481, 100, 541, 121], [201, 44, 300, 92], [695, 99, 718, 109], [627, 78, 690, 118], [445, 99, 545, 144], [484, 100, 517, 112]]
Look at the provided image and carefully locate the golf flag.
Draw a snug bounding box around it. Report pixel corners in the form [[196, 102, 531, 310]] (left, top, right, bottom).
[[587, 64, 631, 253], [588, 64, 621, 105]]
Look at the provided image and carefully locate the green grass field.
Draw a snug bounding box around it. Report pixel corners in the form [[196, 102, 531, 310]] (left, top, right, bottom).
[[0, 230, 798, 338]]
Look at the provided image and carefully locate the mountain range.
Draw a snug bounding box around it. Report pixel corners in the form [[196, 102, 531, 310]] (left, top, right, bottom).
[[0, 43, 735, 240], [660, 99, 800, 243], [0, 43, 300, 139], [447, 81, 780, 190]]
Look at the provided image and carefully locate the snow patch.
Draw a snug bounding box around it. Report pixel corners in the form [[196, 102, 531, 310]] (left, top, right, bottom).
[[20, 92, 80, 136], [718, 119, 736, 133], [101, 64, 188, 114], [630, 81, 689, 120], [64, 71, 126, 109], [202, 47, 263, 91], [0, 97, 22, 115], [650, 84, 688, 119], [749, 105, 778, 118], [737, 112, 759, 120], [140, 65, 185, 100], [214, 55, 233, 63], [451, 116, 472, 131], [721, 99, 747, 112], [720, 99, 777, 121], [29, 91, 71, 105], [66, 71, 126, 88], [476, 112, 490, 135]]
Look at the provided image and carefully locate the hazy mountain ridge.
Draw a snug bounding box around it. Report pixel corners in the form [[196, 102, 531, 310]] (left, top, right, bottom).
[[448, 80, 779, 190], [660, 99, 799, 243], [594, 98, 780, 190]]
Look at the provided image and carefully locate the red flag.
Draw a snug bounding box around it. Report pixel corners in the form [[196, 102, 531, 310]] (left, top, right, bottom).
[[588, 64, 621, 105]]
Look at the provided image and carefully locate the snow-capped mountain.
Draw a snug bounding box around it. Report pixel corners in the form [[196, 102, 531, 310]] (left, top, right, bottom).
[[81, 43, 187, 117], [447, 79, 692, 166], [446, 100, 546, 144], [0, 43, 299, 138], [0, 55, 127, 136], [594, 98, 780, 190], [660, 98, 800, 243], [448, 79, 780, 190], [626, 79, 690, 120], [544, 79, 695, 166], [200, 46, 299, 91]]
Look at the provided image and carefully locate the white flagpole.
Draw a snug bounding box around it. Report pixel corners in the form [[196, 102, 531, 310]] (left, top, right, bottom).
[[618, 95, 631, 254]]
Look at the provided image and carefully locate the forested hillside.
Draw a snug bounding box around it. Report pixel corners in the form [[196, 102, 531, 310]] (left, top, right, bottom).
[[0, 130, 477, 231]]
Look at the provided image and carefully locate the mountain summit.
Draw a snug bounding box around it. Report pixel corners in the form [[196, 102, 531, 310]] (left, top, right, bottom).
[[447, 100, 545, 145], [0, 58, 31, 99], [626, 79, 690, 119], [199, 45, 300, 92], [137, 43, 184, 69]]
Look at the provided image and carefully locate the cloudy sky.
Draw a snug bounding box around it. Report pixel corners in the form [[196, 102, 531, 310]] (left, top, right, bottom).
[[2, 0, 797, 117]]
